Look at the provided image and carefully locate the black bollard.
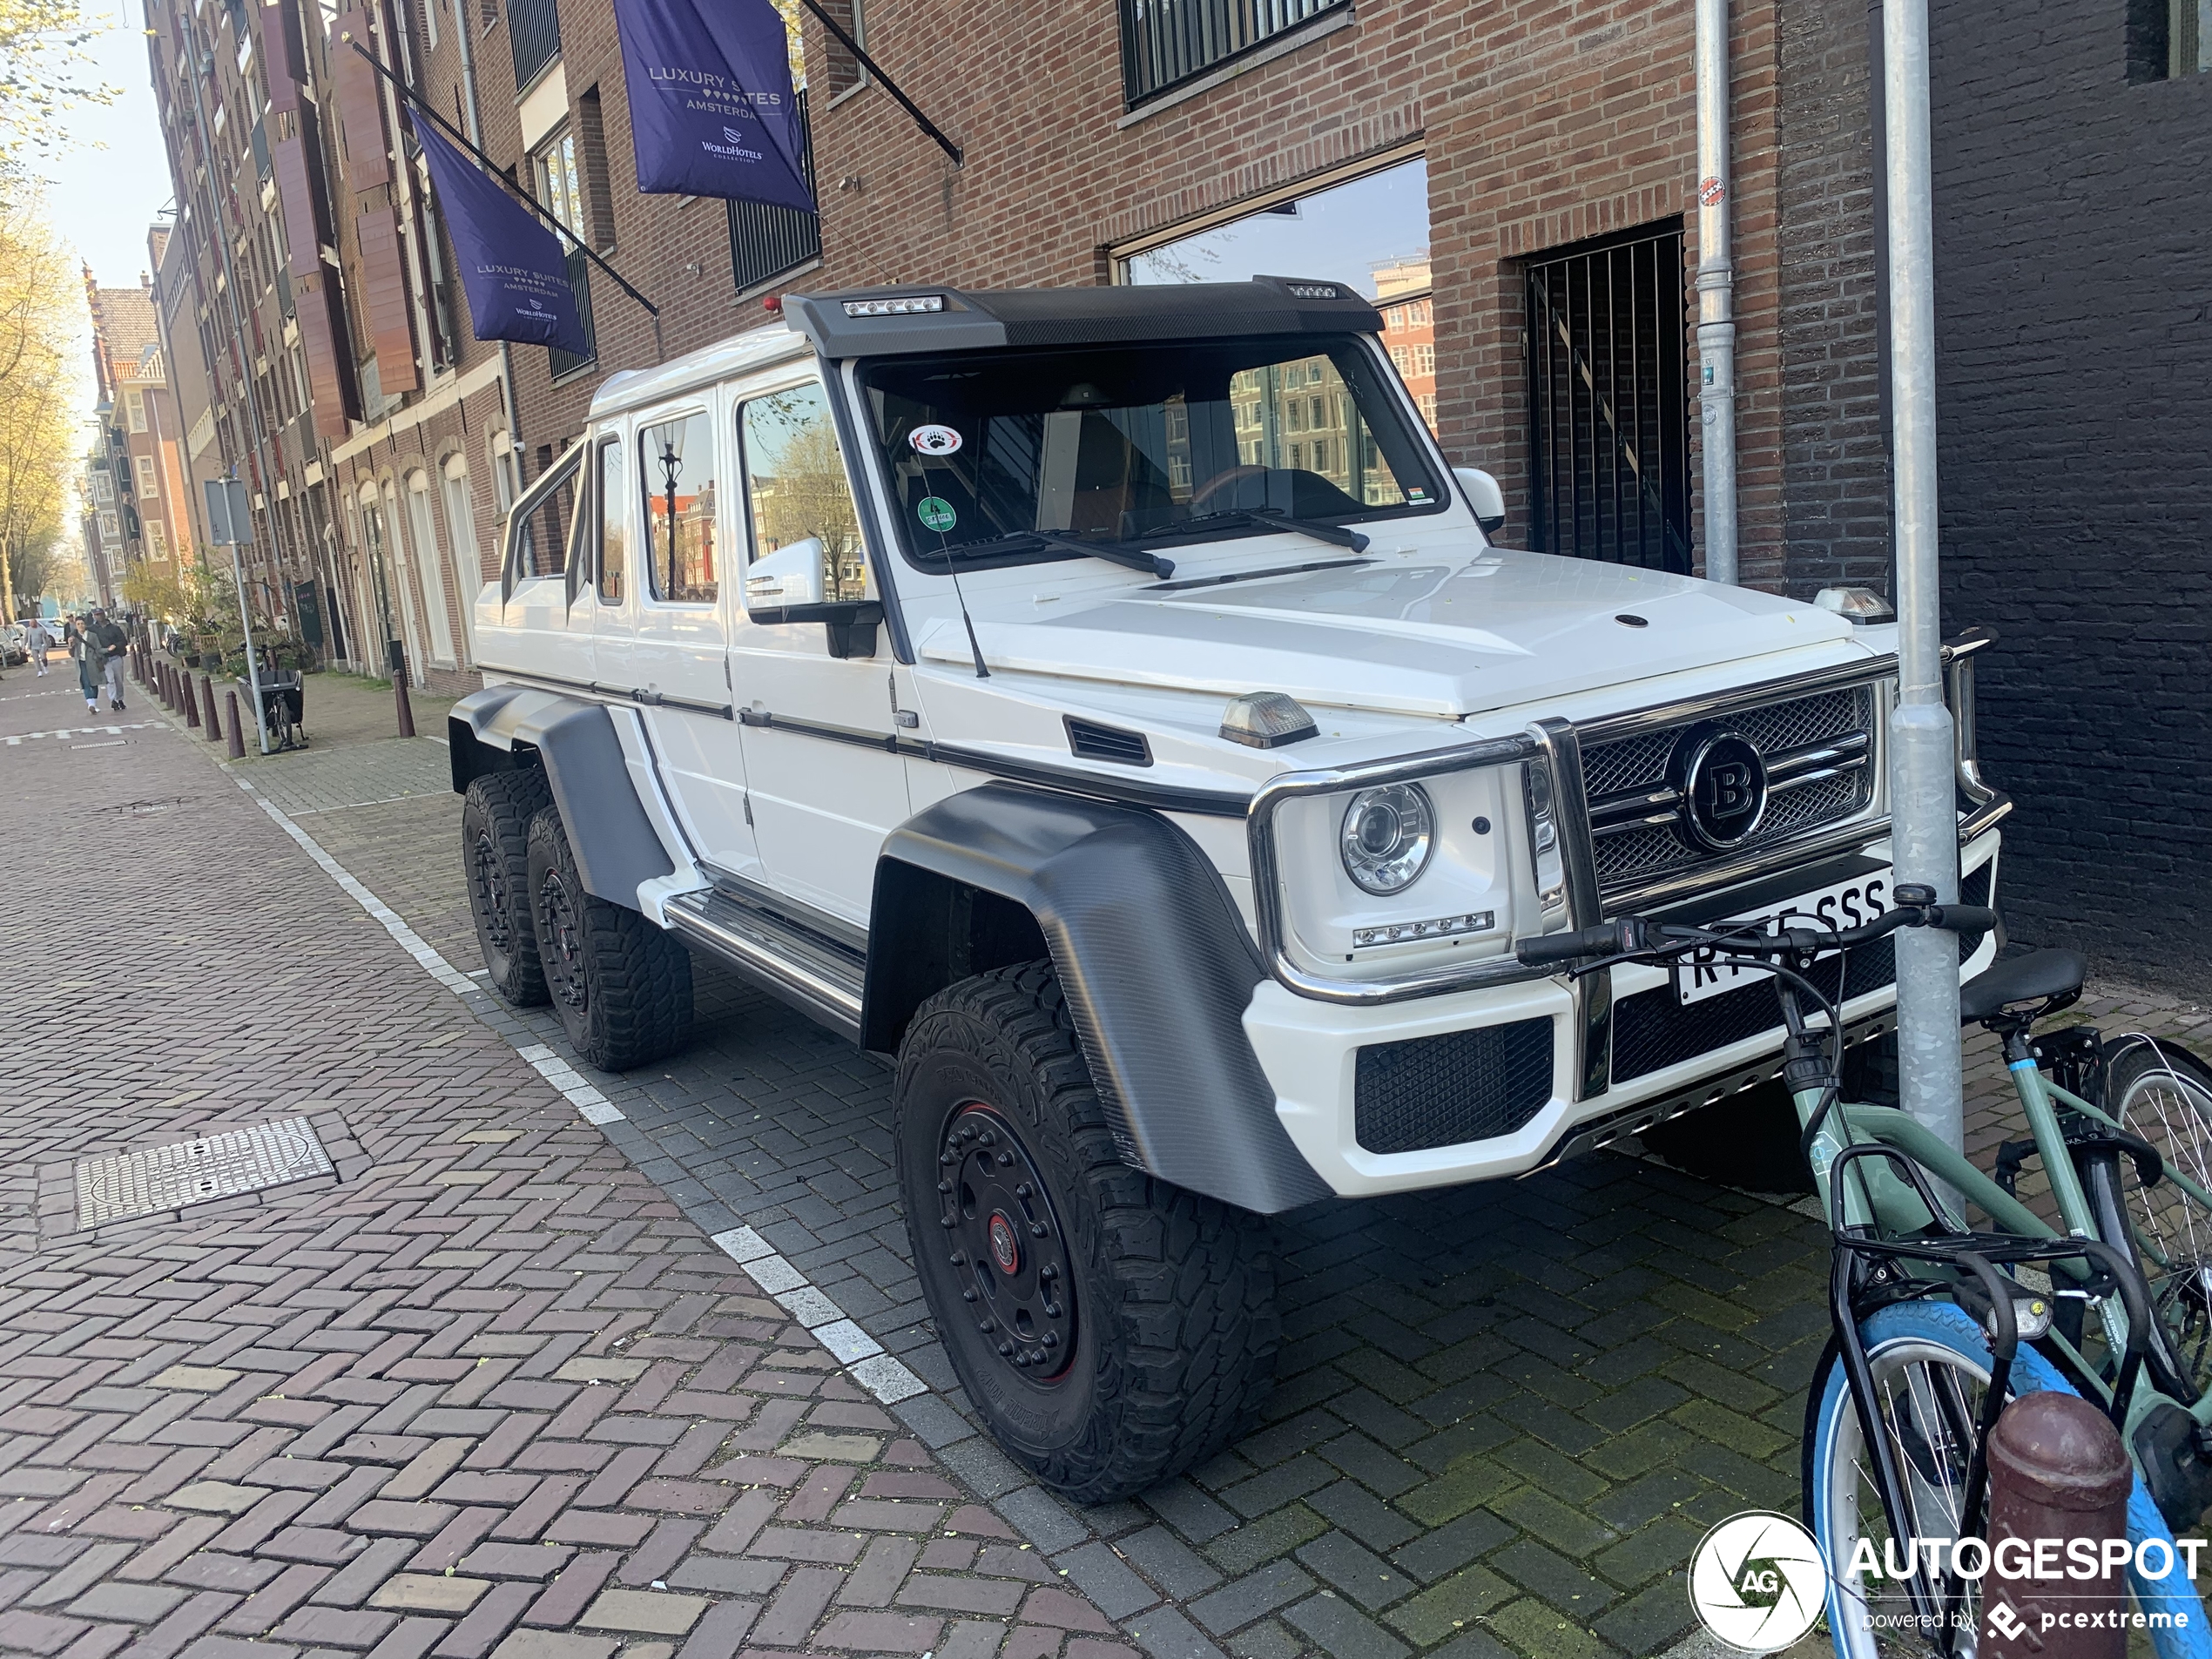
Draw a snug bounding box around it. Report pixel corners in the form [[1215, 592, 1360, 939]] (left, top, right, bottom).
[[389, 640, 415, 739], [225, 690, 246, 759], [1984, 1390, 2133, 1658], [200, 675, 222, 742]]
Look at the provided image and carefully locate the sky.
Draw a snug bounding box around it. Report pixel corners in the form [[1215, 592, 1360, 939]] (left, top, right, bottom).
[[41, 0, 173, 424]]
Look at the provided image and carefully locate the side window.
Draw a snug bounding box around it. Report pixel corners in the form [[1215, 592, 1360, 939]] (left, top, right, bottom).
[[597, 437, 625, 602], [518, 467, 574, 579], [639, 411, 718, 604], [739, 384, 867, 601]]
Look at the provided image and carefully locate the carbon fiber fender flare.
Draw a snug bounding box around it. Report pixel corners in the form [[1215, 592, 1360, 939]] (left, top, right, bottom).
[[866, 781, 1330, 1216], [448, 687, 673, 909]]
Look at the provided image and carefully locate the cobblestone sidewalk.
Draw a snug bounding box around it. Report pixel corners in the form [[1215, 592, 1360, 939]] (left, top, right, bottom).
[[0, 673, 1141, 1659], [96, 664, 2212, 1659]]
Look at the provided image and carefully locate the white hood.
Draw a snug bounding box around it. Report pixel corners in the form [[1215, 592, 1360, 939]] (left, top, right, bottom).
[[921, 550, 1858, 719]]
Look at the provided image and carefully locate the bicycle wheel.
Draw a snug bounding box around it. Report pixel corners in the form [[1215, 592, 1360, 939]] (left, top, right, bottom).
[[2096, 1042, 2212, 1395], [1806, 1299, 2209, 1659]]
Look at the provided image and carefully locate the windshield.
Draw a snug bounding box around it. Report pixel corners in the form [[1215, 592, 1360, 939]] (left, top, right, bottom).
[[861, 334, 1445, 572]]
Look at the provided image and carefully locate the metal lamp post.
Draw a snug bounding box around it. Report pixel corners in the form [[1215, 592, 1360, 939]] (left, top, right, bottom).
[[1882, 0, 1965, 1163]]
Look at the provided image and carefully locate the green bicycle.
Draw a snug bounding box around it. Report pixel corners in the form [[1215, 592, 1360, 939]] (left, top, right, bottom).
[[1521, 895, 2212, 1658]]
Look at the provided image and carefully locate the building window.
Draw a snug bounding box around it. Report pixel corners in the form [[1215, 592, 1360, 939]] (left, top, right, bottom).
[[126, 389, 148, 432], [1524, 225, 1692, 575], [136, 455, 160, 497], [1123, 157, 1437, 435], [728, 89, 821, 297], [509, 0, 560, 91], [531, 127, 597, 376], [405, 470, 458, 665], [90, 469, 115, 506], [442, 455, 482, 651], [145, 522, 168, 560], [1121, 156, 1429, 300], [1120, 0, 1347, 106]]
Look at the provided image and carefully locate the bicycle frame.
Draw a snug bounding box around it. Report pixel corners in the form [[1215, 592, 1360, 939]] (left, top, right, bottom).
[[1797, 1052, 2212, 1428]]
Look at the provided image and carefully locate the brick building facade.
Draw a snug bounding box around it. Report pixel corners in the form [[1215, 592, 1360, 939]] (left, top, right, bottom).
[[1928, 0, 2210, 981], [135, 0, 2207, 976]]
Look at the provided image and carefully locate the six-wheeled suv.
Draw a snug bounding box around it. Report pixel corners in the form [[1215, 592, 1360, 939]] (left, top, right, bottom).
[[448, 278, 2007, 1500]]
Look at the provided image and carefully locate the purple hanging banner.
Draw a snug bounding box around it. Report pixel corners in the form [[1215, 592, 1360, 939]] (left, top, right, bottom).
[[408, 111, 590, 355], [613, 0, 815, 211]]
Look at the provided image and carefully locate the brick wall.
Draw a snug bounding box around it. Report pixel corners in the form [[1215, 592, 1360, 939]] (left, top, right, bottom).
[[1776, 0, 1892, 597], [494, 0, 1805, 590], [1930, 0, 2212, 983]]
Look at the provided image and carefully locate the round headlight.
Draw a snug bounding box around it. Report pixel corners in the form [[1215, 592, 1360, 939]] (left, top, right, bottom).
[[1339, 784, 1436, 895]]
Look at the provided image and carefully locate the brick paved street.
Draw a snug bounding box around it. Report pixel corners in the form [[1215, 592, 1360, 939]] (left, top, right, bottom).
[[10, 661, 2204, 1659], [0, 671, 1142, 1659]]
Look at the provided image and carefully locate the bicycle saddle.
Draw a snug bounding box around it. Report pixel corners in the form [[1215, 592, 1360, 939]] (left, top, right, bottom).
[[1959, 948, 2087, 1023]]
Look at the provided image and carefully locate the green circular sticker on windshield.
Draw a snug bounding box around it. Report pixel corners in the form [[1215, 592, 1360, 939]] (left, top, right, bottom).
[[917, 496, 957, 533]]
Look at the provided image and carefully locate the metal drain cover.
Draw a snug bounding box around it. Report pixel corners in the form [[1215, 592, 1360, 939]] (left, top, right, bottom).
[[77, 1117, 335, 1227]]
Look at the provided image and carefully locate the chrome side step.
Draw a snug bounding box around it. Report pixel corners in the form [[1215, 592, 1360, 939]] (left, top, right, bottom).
[[664, 888, 866, 1045]]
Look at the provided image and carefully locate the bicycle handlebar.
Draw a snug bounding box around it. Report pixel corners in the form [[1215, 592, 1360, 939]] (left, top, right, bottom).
[[1515, 899, 1998, 971]]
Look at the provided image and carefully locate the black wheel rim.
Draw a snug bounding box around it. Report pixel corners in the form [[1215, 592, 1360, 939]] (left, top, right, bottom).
[[937, 1103, 1078, 1385], [540, 867, 588, 1013], [470, 831, 511, 956]]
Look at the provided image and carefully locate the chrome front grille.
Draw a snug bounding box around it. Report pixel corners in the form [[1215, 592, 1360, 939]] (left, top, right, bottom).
[[1580, 685, 1878, 894]]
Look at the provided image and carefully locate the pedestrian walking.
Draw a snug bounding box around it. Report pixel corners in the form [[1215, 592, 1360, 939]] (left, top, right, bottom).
[[23, 617, 51, 675], [87, 610, 127, 711], [67, 617, 98, 712]]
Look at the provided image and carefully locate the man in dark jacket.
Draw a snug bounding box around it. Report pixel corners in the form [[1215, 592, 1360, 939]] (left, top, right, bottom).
[[86, 610, 127, 711]]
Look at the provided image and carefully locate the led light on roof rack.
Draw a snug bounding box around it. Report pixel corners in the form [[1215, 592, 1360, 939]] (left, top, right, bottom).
[[1283, 283, 1340, 300], [842, 295, 946, 317], [1353, 911, 1497, 949]]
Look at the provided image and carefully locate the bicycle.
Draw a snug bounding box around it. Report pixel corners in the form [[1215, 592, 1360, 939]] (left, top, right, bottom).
[[1519, 896, 2212, 1657]]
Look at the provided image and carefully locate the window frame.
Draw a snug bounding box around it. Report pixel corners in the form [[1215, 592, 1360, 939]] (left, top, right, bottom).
[[593, 433, 626, 604]]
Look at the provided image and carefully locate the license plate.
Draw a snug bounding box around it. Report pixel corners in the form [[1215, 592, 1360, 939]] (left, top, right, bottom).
[[1672, 871, 1892, 1005]]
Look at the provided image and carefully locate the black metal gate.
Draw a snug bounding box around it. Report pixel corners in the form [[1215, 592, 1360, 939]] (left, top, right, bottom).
[[1525, 227, 1692, 574]]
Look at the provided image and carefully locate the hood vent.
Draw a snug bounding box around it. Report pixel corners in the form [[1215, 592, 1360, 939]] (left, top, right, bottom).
[[1064, 717, 1152, 768]]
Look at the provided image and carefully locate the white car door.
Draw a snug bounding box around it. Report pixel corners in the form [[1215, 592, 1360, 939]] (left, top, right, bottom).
[[593, 402, 760, 879], [729, 378, 911, 925]]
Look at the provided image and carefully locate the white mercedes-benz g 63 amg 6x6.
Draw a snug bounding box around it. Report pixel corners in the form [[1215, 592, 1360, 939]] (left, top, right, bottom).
[[449, 278, 2006, 1502]]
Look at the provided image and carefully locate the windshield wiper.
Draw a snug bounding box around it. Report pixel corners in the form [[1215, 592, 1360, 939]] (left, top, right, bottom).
[[1142, 509, 1371, 554], [954, 529, 1175, 579]]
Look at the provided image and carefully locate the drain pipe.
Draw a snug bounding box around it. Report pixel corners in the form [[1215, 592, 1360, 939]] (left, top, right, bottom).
[[1694, 0, 1737, 586], [1883, 0, 1964, 1168]]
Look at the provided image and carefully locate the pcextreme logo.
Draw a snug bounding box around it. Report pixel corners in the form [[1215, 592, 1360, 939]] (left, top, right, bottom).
[[1688, 1512, 1827, 1653]]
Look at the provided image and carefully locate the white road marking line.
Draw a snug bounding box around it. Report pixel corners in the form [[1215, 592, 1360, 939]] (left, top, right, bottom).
[[4, 723, 157, 745], [710, 1224, 927, 1405], [230, 772, 929, 1413]]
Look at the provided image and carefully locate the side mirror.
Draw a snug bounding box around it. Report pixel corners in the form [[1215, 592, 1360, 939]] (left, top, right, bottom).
[[743, 537, 826, 610], [1453, 467, 1507, 536], [743, 536, 880, 659]]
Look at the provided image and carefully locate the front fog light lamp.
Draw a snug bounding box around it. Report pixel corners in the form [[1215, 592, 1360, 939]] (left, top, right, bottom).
[[1340, 784, 1436, 895]]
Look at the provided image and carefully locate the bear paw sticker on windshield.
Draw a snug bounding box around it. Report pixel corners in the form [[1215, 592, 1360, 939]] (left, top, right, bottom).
[[909, 424, 963, 456]]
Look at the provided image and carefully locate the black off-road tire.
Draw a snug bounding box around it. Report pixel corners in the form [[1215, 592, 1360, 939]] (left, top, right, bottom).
[[525, 805, 693, 1071], [463, 769, 552, 1006], [896, 961, 1278, 1503]]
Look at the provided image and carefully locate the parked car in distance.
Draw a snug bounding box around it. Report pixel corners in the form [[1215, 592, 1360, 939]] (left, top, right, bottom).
[[447, 278, 2009, 1503]]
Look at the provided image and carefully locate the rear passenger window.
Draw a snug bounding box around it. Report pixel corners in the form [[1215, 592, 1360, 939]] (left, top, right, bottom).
[[739, 384, 867, 601], [518, 466, 573, 579], [597, 437, 625, 602], [639, 410, 717, 604]]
